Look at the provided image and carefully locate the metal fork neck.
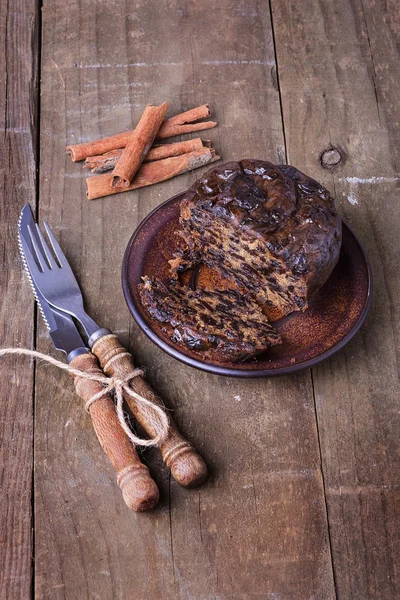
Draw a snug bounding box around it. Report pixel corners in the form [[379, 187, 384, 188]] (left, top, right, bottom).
[[75, 311, 102, 338]]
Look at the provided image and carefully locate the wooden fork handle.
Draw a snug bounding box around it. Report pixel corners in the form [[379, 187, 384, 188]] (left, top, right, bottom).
[[91, 334, 207, 488], [69, 352, 159, 511]]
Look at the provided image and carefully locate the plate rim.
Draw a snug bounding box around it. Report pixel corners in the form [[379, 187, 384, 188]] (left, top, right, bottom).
[[122, 192, 373, 378]]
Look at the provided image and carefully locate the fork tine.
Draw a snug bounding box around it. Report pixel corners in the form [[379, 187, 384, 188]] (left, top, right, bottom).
[[43, 222, 65, 267], [34, 223, 58, 269], [20, 234, 43, 279], [27, 225, 46, 271]]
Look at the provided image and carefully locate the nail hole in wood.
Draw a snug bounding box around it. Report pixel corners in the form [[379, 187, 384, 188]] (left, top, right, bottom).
[[320, 148, 342, 169]]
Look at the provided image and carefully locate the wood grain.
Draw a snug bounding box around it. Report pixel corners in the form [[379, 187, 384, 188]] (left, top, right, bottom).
[[271, 0, 400, 597], [34, 0, 334, 598], [6, 0, 398, 596], [91, 333, 208, 488], [70, 351, 159, 512], [0, 1, 39, 598]]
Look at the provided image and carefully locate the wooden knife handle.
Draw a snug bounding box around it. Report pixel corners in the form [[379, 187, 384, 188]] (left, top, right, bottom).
[[69, 352, 159, 511], [91, 334, 207, 488]]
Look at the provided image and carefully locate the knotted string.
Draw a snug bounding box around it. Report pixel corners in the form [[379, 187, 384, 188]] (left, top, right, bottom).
[[0, 348, 169, 447]]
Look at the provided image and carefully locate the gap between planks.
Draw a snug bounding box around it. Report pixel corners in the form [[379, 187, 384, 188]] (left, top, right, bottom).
[[268, 0, 338, 596]]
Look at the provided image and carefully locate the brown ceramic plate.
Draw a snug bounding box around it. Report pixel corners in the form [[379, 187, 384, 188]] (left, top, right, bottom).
[[122, 192, 372, 378]]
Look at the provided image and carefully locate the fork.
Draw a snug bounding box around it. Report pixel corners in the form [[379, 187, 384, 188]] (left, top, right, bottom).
[[24, 214, 207, 488]]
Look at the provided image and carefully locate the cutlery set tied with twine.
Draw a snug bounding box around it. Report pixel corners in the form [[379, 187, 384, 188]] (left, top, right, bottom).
[[10, 204, 207, 512]]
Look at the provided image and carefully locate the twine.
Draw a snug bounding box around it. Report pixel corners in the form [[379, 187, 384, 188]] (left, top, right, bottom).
[[0, 347, 169, 448]]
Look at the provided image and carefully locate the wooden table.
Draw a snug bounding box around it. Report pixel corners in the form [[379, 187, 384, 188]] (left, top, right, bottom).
[[1, 1, 399, 598]]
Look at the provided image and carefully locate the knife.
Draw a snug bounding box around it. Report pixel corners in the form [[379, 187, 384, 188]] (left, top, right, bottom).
[[18, 209, 159, 512], [19, 203, 207, 488]]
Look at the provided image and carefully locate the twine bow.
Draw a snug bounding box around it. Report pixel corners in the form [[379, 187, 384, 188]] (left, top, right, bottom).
[[0, 348, 169, 447]]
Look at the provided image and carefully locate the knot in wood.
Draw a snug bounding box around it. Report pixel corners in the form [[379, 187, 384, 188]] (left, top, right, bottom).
[[320, 148, 342, 169]]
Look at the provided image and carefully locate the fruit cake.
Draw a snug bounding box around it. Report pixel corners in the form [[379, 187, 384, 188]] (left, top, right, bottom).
[[139, 159, 342, 363]]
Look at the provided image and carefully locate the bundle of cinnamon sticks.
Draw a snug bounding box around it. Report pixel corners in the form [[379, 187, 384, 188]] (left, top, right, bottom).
[[66, 103, 220, 200]]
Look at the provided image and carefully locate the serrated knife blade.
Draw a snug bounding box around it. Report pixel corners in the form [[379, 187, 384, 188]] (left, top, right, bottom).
[[18, 205, 88, 361]]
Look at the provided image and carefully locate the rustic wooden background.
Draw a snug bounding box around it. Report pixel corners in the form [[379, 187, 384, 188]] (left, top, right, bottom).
[[1, 0, 399, 598]]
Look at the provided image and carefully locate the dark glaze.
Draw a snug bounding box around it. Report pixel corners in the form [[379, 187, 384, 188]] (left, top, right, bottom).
[[181, 160, 342, 295]]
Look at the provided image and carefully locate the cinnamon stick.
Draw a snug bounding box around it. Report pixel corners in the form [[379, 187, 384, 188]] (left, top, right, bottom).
[[84, 149, 123, 174], [111, 103, 168, 189], [86, 148, 219, 200], [66, 105, 217, 162], [156, 104, 216, 139], [161, 120, 217, 138], [84, 138, 211, 174]]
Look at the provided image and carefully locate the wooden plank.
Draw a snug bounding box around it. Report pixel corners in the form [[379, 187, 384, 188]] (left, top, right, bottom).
[[271, 0, 400, 597], [0, 1, 39, 598], [35, 0, 335, 597]]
